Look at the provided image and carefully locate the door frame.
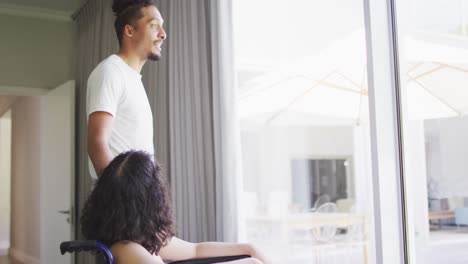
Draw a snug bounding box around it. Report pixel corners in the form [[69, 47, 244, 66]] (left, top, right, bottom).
[[0, 83, 76, 264]]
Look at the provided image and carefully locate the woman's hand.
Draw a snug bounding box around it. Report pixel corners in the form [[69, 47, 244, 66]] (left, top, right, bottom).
[[248, 257, 263, 264], [246, 244, 271, 264]]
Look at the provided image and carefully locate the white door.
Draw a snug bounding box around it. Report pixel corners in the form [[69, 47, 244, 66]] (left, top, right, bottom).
[[40, 80, 75, 264]]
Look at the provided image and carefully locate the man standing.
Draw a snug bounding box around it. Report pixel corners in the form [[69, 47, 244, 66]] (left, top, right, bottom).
[[87, 0, 166, 179]]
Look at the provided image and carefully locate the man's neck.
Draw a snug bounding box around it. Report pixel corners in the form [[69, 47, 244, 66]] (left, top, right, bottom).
[[116, 49, 146, 74]]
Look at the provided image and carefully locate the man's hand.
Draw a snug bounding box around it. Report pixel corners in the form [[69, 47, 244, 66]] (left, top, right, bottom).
[[87, 111, 115, 176]]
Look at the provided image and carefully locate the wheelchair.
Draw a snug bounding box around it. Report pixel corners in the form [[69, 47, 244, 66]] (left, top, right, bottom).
[[60, 240, 250, 264]]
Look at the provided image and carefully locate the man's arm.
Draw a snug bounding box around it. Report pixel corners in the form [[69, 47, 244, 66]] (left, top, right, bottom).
[[87, 111, 115, 176], [159, 237, 270, 264]]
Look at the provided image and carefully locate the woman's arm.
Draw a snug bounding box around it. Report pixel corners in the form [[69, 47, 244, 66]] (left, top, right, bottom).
[[159, 237, 270, 264]]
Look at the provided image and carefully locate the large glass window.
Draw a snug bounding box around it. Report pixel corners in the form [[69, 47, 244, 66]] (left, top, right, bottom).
[[233, 1, 377, 263], [395, 0, 468, 263]]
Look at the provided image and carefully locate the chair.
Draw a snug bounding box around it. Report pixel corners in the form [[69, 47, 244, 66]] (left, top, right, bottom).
[[440, 198, 450, 210], [336, 199, 355, 213], [455, 207, 468, 227], [343, 205, 362, 241], [312, 195, 331, 211], [311, 202, 338, 242], [60, 240, 250, 264]]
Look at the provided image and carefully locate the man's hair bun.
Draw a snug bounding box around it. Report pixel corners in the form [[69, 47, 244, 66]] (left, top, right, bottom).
[[112, 0, 146, 16]]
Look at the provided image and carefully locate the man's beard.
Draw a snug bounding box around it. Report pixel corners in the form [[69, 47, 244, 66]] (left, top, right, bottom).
[[148, 52, 161, 61]]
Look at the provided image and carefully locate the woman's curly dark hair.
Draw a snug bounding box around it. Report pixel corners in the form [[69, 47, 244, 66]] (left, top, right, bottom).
[[81, 150, 175, 255]]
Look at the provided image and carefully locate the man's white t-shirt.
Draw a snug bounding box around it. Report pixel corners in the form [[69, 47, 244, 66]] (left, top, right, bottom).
[[86, 54, 154, 179]]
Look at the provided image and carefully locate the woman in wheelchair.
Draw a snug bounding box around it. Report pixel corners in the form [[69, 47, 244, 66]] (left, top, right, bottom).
[[80, 150, 269, 264]]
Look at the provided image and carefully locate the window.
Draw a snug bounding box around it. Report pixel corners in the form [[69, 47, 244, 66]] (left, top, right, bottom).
[[233, 1, 377, 262], [395, 0, 468, 263]]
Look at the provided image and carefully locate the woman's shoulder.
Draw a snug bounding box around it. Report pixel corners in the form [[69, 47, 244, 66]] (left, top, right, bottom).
[[111, 241, 164, 264]]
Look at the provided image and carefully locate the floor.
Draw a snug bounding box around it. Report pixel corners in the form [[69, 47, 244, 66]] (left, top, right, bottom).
[[430, 227, 468, 243], [407, 229, 468, 264], [0, 256, 21, 264]]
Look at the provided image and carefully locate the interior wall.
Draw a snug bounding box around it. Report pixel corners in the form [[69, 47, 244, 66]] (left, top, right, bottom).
[[0, 14, 76, 89], [425, 117, 468, 198], [242, 125, 354, 213], [0, 97, 17, 116], [10, 97, 42, 262], [0, 110, 12, 255], [0, 3, 79, 263]]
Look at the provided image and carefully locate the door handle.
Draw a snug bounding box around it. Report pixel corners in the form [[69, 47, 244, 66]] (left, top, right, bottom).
[[58, 209, 71, 224]]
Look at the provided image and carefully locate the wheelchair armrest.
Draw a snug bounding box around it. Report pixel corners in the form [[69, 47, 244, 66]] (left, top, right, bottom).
[[61, 240, 249, 264], [167, 255, 250, 264], [60, 240, 114, 264]]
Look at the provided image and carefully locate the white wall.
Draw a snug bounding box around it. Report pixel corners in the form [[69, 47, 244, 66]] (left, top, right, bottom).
[[411, 0, 464, 33], [425, 117, 468, 198], [10, 97, 42, 263], [402, 121, 430, 263], [0, 10, 76, 262], [402, 117, 468, 264], [437, 117, 468, 197], [242, 125, 354, 212], [0, 110, 12, 255], [0, 14, 76, 89]]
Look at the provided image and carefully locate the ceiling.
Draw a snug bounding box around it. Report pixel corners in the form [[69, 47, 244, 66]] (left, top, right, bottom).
[[0, 0, 86, 13], [0, 96, 16, 117]]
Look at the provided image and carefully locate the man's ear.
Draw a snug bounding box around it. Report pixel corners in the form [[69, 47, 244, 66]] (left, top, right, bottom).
[[124, 24, 135, 38]]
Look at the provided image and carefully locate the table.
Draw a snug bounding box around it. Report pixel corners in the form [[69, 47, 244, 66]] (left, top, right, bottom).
[[245, 213, 369, 263], [429, 210, 455, 229]]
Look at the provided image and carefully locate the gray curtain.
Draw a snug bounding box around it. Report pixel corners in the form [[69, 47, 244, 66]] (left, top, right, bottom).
[[145, 0, 241, 243], [209, 0, 242, 242], [73, 1, 240, 263], [74, 0, 118, 263]]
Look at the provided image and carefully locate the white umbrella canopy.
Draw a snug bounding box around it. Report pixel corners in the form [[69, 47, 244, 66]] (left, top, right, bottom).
[[239, 29, 468, 126], [406, 62, 468, 119], [239, 71, 368, 126], [404, 31, 468, 64]]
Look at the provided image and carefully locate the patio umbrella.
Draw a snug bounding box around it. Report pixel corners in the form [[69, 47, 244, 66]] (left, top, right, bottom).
[[239, 29, 468, 126]]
